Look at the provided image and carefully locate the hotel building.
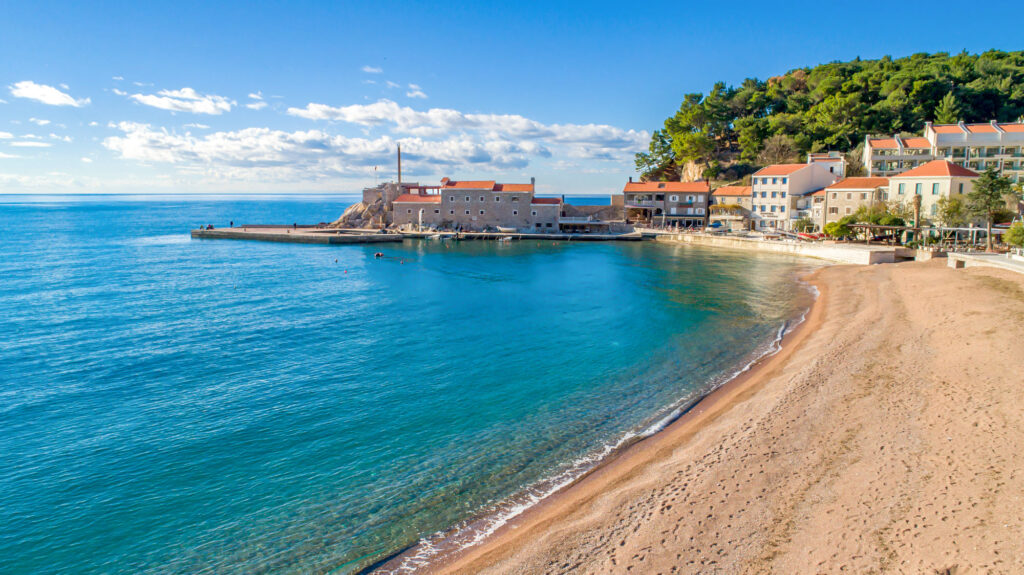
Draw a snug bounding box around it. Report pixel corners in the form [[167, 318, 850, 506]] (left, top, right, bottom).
[[749, 163, 839, 231], [709, 185, 752, 231], [864, 121, 1024, 182], [390, 177, 564, 232], [820, 177, 889, 228], [622, 179, 710, 228], [887, 160, 979, 222]]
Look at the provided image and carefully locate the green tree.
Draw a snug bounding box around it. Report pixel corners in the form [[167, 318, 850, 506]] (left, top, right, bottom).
[[824, 216, 856, 238], [1005, 222, 1024, 248], [934, 91, 962, 124], [792, 217, 816, 232], [967, 168, 1021, 250], [936, 195, 968, 227]]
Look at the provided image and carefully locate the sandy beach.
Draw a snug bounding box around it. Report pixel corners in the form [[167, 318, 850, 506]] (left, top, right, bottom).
[[432, 260, 1024, 574]]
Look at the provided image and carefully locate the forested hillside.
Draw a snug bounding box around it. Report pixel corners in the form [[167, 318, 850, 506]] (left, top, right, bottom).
[[636, 51, 1024, 182]]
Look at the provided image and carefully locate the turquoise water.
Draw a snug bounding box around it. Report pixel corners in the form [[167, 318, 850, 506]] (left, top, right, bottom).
[[0, 195, 816, 574]]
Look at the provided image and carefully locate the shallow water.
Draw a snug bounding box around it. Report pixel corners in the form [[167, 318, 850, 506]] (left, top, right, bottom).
[[0, 195, 816, 573]]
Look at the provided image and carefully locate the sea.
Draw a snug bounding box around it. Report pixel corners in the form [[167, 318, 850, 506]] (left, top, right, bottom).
[[0, 194, 818, 574]]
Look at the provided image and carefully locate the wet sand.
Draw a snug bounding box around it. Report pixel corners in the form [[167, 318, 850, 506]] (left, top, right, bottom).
[[431, 260, 1024, 574]]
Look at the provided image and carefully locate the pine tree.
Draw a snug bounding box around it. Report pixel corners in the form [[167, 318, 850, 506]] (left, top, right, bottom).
[[934, 91, 961, 124]]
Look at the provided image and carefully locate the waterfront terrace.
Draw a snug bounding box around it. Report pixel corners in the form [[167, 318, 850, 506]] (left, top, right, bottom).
[[622, 179, 709, 228]]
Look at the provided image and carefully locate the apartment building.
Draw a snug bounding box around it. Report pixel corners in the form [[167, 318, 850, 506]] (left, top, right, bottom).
[[391, 177, 554, 231], [888, 160, 979, 222], [749, 163, 839, 231], [864, 121, 1024, 182], [623, 179, 710, 228], [709, 185, 752, 231], [820, 177, 889, 227]]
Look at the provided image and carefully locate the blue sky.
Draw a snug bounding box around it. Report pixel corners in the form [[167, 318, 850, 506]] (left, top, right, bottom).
[[0, 0, 1016, 195]]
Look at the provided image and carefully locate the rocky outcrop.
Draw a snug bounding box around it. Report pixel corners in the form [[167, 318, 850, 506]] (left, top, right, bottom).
[[330, 197, 386, 229]]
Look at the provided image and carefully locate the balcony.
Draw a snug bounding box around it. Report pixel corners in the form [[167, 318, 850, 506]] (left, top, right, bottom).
[[625, 200, 661, 208]]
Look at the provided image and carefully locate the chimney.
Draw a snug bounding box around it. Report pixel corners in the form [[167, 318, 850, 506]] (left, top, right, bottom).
[[629, 176, 633, 183], [397, 144, 402, 186], [530, 176, 535, 188]]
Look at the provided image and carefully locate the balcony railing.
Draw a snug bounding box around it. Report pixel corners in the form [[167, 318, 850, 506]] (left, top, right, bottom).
[[625, 200, 661, 208]]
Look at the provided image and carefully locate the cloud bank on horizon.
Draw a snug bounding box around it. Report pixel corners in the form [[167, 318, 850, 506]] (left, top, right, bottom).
[[1, 75, 646, 193]]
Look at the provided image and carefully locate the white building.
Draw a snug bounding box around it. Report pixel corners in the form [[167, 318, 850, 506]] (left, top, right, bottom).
[[806, 151, 847, 179], [749, 163, 839, 231], [887, 160, 979, 222], [864, 121, 1024, 182]]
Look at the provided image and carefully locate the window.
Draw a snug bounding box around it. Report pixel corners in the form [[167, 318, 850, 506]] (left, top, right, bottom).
[[771, 191, 777, 198], [546, 223, 552, 227], [932, 183, 940, 195], [495, 196, 500, 202], [829, 207, 838, 214], [780, 205, 785, 213], [465, 210, 470, 215], [847, 193, 852, 200], [772, 178, 777, 184], [686, 195, 694, 202], [479, 210, 485, 215], [771, 205, 777, 212], [931, 204, 938, 216], [696, 208, 704, 215], [670, 207, 677, 215], [449, 210, 455, 215], [845, 207, 852, 215], [479, 196, 484, 202], [782, 178, 788, 184], [860, 193, 868, 200], [670, 195, 678, 202], [898, 183, 905, 194], [914, 183, 922, 195], [781, 192, 786, 198], [407, 209, 412, 214], [434, 209, 440, 214], [531, 210, 537, 216], [831, 192, 837, 200], [760, 191, 767, 198], [958, 183, 964, 194], [535, 223, 542, 228], [465, 196, 470, 202], [449, 196, 455, 202], [512, 210, 518, 215]]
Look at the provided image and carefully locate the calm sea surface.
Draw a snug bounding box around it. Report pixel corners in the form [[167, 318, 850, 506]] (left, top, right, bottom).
[[0, 195, 817, 574]]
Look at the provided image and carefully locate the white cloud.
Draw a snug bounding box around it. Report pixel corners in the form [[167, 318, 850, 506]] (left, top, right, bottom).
[[246, 101, 268, 110], [248, 92, 263, 100], [10, 141, 52, 147], [184, 123, 210, 129], [0, 152, 19, 159], [362, 65, 383, 74], [29, 118, 51, 126], [88, 121, 99, 126], [126, 87, 234, 115], [102, 121, 549, 181], [49, 133, 73, 143], [285, 99, 647, 157], [0, 131, 12, 139], [112, 88, 128, 96], [9, 81, 90, 107], [362, 79, 377, 85], [0, 98, 7, 104], [81, 157, 93, 163], [406, 84, 427, 99], [112, 76, 124, 81], [385, 81, 400, 89]]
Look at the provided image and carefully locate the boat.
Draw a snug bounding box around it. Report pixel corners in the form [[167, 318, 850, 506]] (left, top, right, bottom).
[[496, 226, 517, 233]]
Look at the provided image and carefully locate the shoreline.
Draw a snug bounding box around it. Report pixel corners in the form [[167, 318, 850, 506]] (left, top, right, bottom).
[[416, 261, 1024, 574], [372, 270, 827, 574]]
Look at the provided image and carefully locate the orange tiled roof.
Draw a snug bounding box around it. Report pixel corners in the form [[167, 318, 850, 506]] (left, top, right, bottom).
[[825, 177, 889, 191], [530, 197, 561, 205], [965, 123, 998, 133], [494, 183, 534, 192], [901, 137, 930, 148], [811, 190, 826, 196], [712, 185, 751, 196], [931, 124, 964, 134], [892, 160, 979, 179], [393, 194, 442, 203], [752, 164, 809, 176], [442, 180, 497, 189], [623, 181, 710, 193], [999, 123, 1024, 133], [868, 138, 898, 149]]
